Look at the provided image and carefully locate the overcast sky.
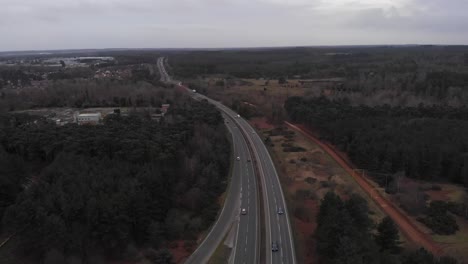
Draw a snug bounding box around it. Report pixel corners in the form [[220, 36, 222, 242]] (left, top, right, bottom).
[[1, 0, 467, 51]]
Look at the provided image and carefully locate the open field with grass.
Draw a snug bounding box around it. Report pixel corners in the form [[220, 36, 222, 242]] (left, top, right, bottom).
[[252, 123, 392, 263], [199, 74, 468, 262]]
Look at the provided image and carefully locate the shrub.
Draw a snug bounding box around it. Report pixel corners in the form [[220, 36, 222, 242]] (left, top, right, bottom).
[[283, 146, 306, 152], [419, 201, 459, 235], [294, 206, 309, 222], [320, 181, 330, 188], [305, 177, 317, 184], [295, 189, 311, 200]]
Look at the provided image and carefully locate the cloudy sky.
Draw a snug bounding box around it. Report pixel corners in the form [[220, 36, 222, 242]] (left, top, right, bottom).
[[1, 0, 467, 51]]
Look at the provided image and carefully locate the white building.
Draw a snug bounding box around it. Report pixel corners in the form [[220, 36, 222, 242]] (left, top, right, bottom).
[[77, 113, 101, 125]]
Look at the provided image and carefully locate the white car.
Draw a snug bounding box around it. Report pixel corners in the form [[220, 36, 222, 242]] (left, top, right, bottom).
[[241, 208, 247, 215], [236, 114, 240, 118], [236, 156, 240, 161]]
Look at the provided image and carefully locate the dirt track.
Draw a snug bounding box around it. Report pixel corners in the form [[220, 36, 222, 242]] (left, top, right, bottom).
[[284, 122, 443, 256]]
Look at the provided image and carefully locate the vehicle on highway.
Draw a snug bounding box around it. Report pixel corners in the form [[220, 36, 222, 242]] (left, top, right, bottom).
[[277, 208, 284, 215], [236, 114, 240, 118], [192, 89, 197, 93], [236, 156, 240, 161], [272, 242, 279, 252], [247, 159, 251, 162], [241, 208, 247, 215]]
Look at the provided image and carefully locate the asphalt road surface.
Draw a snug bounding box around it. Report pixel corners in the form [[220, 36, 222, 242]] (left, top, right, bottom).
[[212, 102, 297, 264], [184, 113, 258, 264], [158, 57, 295, 263], [157, 57, 170, 82]]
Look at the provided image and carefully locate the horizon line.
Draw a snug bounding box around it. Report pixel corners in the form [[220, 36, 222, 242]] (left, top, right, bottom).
[[2, 44, 468, 55]]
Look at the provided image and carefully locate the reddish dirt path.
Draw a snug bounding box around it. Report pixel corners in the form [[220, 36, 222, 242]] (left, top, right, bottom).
[[285, 122, 443, 256]]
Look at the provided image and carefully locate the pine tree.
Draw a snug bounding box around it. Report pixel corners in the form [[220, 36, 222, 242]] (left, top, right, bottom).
[[376, 216, 401, 253]]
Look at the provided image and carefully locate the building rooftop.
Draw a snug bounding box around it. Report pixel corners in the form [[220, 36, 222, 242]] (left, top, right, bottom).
[[78, 113, 101, 117]]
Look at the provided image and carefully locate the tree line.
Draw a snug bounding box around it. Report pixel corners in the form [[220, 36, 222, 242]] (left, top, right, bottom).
[[316, 192, 458, 264], [0, 98, 230, 263], [0, 78, 176, 111], [285, 96, 468, 186]]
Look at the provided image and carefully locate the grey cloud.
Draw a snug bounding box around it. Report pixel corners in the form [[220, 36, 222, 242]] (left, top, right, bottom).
[[347, 1, 468, 33], [1, 0, 467, 51]]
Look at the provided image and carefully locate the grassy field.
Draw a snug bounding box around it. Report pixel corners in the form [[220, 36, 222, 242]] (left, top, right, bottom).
[[433, 216, 468, 262], [197, 78, 310, 122], [201, 75, 468, 262], [256, 124, 390, 264]]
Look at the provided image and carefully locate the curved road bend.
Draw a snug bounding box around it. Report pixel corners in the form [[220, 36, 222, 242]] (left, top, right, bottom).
[[214, 104, 297, 264], [158, 57, 294, 263], [159, 59, 259, 263], [184, 113, 258, 264], [188, 93, 296, 264]]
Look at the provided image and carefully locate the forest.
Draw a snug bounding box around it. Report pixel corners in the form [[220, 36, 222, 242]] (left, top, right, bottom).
[[316, 192, 458, 264], [285, 96, 468, 186], [170, 46, 468, 106], [0, 72, 172, 111], [0, 98, 230, 263]]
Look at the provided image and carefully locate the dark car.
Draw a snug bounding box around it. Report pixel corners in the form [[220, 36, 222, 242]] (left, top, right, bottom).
[[272, 242, 279, 252], [277, 208, 284, 215]]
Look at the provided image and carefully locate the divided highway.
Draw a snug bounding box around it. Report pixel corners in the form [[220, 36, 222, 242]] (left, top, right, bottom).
[[184, 113, 258, 264], [211, 102, 297, 264], [157, 57, 296, 264], [157, 57, 171, 82]]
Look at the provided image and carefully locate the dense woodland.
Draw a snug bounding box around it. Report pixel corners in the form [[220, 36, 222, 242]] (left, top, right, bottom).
[[0, 98, 230, 262], [285, 96, 468, 186], [316, 192, 458, 264], [285, 96, 468, 234], [170, 46, 468, 106], [0, 72, 171, 111]]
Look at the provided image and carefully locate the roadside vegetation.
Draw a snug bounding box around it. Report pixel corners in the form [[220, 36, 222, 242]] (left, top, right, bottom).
[[284, 96, 468, 237], [0, 98, 229, 263], [0, 52, 233, 263], [167, 46, 468, 262], [317, 192, 458, 264]]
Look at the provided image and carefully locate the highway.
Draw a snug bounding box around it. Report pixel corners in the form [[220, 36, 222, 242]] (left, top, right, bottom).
[[158, 57, 295, 264], [184, 112, 258, 264], [169, 68, 259, 263], [157, 57, 170, 82], [211, 102, 297, 264]]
